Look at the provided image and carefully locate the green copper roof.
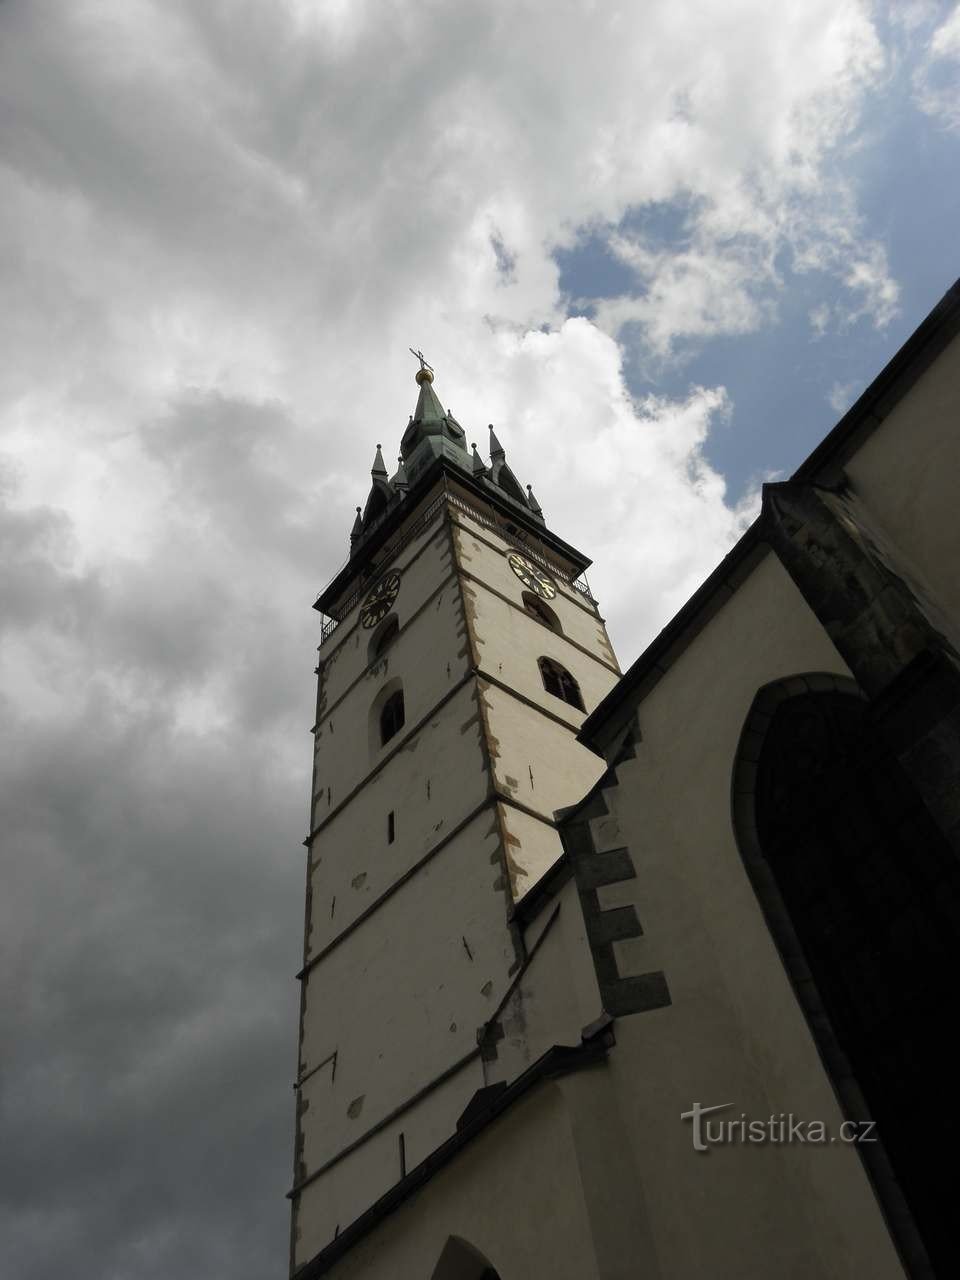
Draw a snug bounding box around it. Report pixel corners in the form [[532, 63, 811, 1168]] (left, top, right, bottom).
[[413, 376, 446, 424], [351, 366, 549, 560], [399, 372, 471, 473]]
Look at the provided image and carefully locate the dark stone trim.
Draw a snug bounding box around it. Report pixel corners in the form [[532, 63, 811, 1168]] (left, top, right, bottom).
[[559, 737, 672, 1019], [731, 674, 933, 1280], [870, 649, 960, 850], [456, 1083, 507, 1130], [574, 845, 636, 891], [761, 481, 960, 859], [600, 973, 671, 1018], [452, 560, 528, 978], [305, 670, 475, 843], [312, 557, 459, 731], [476, 669, 587, 738], [290, 1027, 614, 1279], [451, 519, 607, 628], [317, 459, 592, 617], [578, 275, 960, 754], [509, 851, 573, 925], [761, 481, 960, 700], [476, 903, 561, 1062], [294, 1049, 338, 1092], [289, 1047, 481, 1199], [493, 788, 565, 830]]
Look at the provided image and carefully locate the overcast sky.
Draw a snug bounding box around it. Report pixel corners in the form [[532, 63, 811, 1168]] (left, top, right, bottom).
[[1, 2, 959, 1277]]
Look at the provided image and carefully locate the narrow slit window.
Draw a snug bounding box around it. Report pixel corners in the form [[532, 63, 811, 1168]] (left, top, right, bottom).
[[387, 810, 395, 844]]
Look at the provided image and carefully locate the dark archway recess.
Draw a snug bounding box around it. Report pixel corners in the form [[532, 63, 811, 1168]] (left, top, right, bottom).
[[379, 689, 405, 745], [430, 1235, 501, 1280], [733, 675, 960, 1279]]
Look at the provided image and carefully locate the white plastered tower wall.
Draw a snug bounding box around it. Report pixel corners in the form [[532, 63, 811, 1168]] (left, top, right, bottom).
[[291, 375, 622, 1274]]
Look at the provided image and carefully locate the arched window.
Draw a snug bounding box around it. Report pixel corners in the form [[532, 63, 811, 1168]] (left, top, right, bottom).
[[522, 592, 561, 634], [379, 689, 405, 745], [732, 676, 960, 1277], [538, 657, 584, 711], [369, 614, 399, 661]]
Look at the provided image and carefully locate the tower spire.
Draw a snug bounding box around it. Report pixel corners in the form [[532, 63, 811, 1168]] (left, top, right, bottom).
[[412, 366, 446, 425], [371, 443, 388, 479], [489, 423, 505, 460], [399, 355, 470, 471]]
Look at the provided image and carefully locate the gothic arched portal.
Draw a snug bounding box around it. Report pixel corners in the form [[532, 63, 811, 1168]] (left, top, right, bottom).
[[732, 674, 960, 1278], [430, 1235, 501, 1280]]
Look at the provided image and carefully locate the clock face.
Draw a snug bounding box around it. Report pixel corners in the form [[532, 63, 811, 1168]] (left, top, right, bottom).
[[360, 571, 401, 629], [507, 552, 557, 600]]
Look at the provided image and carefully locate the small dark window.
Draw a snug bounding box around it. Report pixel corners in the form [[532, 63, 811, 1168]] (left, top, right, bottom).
[[523, 592, 562, 633], [538, 657, 585, 711], [387, 810, 395, 844], [380, 690, 405, 745]]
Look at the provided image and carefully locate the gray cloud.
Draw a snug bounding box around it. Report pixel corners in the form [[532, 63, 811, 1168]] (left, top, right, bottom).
[[0, 687, 304, 1279], [0, 2, 942, 1276]]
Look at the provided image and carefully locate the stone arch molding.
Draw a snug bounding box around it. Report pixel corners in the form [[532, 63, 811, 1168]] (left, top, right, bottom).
[[730, 670, 869, 1057], [731, 671, 865, 864], [430, 1235, 501, 1280], [730, 670, 931, 1279]]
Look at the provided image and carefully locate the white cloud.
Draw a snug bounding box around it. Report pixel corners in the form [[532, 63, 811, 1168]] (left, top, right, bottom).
[[914, 4, 960, 131], [0, 0, 901, 647], [595, 234, 777, 355], [931, 3, 960, 55], [828, 378, 861, 414], [458, 318, 755, 645], [809, 301, 832, 336]]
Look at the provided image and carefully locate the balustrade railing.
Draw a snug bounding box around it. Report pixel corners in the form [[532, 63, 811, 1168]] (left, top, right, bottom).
[[316, 486, 595, 646]]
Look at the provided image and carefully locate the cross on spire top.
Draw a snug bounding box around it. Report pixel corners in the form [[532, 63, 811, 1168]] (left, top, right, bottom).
[[408, 347, 435, 385], [408, 347, 433, 373]]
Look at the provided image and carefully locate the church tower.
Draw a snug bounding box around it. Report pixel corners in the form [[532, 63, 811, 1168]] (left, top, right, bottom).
[[289, 360, 621, 1274]]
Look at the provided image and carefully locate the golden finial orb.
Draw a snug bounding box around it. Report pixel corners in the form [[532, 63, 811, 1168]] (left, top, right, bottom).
[[409, 348, 434, 383]]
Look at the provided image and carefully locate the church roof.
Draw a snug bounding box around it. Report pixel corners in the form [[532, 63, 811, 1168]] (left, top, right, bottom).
[[346, 363, 547, 564]]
